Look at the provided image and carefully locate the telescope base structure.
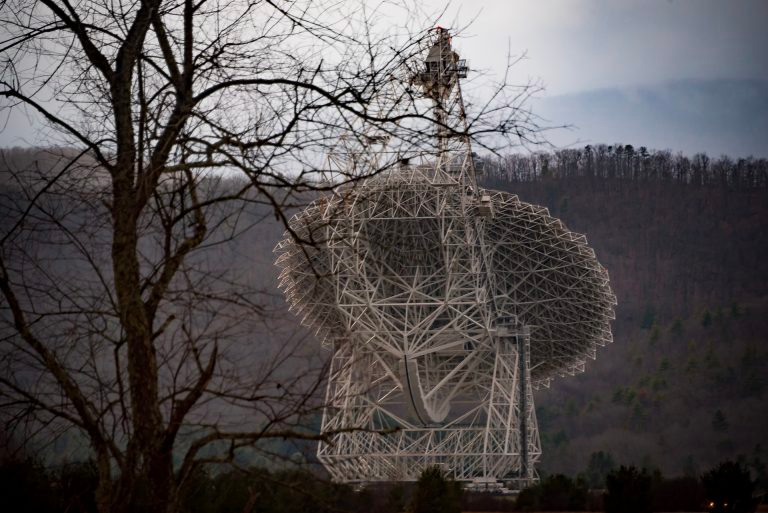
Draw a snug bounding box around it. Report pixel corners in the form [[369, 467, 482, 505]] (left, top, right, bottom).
[[317, 328, 541, 489]]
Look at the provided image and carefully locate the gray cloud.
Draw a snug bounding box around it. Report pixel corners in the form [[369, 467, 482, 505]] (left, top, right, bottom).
[[534, 79, 768, 157], [419, 0, 768, 155], [3, 0, 767, 155], [430, 0, 768, 94]]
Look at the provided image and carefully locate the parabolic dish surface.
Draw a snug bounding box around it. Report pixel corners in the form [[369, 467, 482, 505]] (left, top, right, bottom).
[[275, 169, 616, 387]]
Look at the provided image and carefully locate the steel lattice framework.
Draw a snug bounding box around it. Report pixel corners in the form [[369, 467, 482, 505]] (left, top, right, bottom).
[[274, 28, 616, 489]]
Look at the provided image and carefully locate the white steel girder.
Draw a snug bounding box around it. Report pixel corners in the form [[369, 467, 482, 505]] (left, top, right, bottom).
[[273, 27, 615, 489], [316, 326, 540, 486]]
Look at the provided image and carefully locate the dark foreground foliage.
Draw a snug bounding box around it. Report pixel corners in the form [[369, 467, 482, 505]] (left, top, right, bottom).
[[512, 461, 757, 512], [515, 473, 592, 511], [407, 466, 461, 513], [1, 456, 759, 513], [0, 459, 98, 513], [702, 461, 758, 513], [650, 476, 706, 512], [0, 458, 405, 513], [604, 466, 654, 513]]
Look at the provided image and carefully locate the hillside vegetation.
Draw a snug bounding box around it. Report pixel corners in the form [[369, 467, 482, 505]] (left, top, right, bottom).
[[2, 146, 767, 482], [481, 146, 768, 478]]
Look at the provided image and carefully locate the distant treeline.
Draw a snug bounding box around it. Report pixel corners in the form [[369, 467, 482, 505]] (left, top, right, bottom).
[[4, 144, 767, 190], [480, 145, 768, 189]]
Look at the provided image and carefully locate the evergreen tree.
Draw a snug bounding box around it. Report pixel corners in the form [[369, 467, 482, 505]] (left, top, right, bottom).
[[408, 466, 461, 513]]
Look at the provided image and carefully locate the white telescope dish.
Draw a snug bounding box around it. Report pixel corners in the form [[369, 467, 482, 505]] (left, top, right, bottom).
[[274, 28, 616, 488]]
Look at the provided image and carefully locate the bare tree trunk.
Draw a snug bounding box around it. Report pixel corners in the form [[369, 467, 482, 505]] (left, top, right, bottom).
[[0, 2, 546, 511]]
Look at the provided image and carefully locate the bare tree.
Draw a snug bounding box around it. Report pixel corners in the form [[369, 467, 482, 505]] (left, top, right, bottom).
[[0, 1, 544, 512]]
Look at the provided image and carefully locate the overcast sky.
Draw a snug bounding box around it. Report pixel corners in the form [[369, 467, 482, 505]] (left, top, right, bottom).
[[426, 0, 768, 94], [418, 0, 768, 156], [2, 0, 766, 155]]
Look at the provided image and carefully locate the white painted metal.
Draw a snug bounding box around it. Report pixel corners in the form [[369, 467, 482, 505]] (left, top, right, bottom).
[[274, 28, 616, 488]]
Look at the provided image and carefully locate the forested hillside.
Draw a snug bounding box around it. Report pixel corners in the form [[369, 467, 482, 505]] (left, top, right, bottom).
[[480, 146, 768, 479], [2, 146, 767, 483]]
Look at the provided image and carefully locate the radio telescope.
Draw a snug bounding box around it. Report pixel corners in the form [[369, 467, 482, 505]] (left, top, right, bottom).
[[274, 28, 616, 489]]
